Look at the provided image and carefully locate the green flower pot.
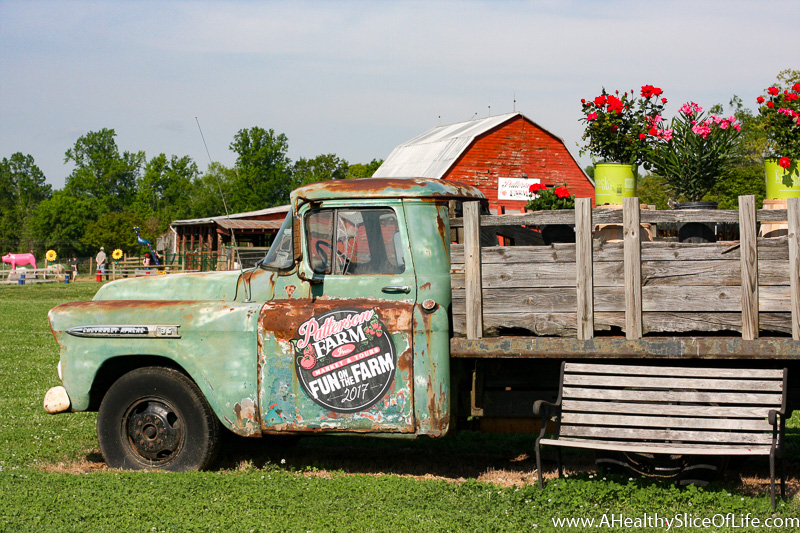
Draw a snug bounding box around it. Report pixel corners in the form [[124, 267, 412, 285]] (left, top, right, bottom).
[[594, 163, 636, 205], [765, 158, 800, 199]]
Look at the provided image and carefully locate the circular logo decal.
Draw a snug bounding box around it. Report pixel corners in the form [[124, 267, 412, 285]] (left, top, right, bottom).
[[292, 308, 396, 413]]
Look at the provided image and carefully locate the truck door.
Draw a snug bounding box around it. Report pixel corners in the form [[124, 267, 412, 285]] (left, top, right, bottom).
[[259, 201, 417, 433]]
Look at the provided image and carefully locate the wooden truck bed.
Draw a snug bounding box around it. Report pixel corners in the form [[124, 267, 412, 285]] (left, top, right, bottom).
[[449, 196, 800, 356]]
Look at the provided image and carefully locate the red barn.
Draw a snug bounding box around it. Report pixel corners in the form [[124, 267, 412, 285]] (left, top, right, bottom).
[[373, 112, 593, 212]]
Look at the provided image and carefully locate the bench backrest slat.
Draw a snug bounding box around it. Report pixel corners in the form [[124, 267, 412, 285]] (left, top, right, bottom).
[[564, 363, 784, 379], [564, 375, 784, 392], [561, 400, 779, 419], [563, 387, 783, 405], [561, 413, 773, 432]]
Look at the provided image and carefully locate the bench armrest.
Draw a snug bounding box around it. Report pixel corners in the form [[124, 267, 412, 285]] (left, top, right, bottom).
[[533, 399, 560, 419], [768, 409, 786, 427]]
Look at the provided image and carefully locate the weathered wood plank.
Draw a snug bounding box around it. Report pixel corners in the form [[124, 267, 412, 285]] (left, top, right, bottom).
[[562, 387, 783, 405], [539, 439, 772, 455], [450, 259, 789, 289], [449, 237, 790, 265], [450, 208, 793, 227], [789, 197, 800, 340], [463, 200, 483, 339], [623, 197, 642, 339], [564, 362, 784, 379], [559, 426, 773, 444], [740, 195, 759, 340], [562, 374, 784, 392], [575, 198, 593, 340], [560, 413, 773, 431], [449, 335, 800, 360], [561, 400, 777, 418], [452, 285, 791, 314], [451, 311, 793, 337]]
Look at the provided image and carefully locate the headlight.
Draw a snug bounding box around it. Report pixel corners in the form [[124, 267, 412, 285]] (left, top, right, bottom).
[[57, 360, 63, 381]]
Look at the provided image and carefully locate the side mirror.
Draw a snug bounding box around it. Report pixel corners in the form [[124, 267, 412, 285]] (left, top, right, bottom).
[[292, 214, 303, 263]]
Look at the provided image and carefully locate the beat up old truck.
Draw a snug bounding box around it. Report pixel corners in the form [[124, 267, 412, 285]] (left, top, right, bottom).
[[45, 178, 799, 476]]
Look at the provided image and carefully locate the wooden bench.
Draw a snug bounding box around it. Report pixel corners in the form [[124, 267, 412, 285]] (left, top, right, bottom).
[[534, 362, 788, 508]]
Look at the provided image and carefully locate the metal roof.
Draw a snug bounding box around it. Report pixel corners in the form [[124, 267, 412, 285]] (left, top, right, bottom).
[[291, 177, 484, 203], [215, 219, 284, 230], [171, 205, 290, 226], [373, 113, 523, 180]]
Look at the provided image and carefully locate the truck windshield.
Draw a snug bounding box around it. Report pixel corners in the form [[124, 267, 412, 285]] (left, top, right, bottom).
[[259, 211, 294, 270]]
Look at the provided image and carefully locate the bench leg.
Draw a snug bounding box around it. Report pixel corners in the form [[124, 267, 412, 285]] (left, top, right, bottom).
[[780, 453, 786, 500], [769, 451, 776, 510], [535, 441, 544, 489]]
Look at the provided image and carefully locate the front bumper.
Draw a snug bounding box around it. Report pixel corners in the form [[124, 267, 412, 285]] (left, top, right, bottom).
[[43, 386, 71, 414]]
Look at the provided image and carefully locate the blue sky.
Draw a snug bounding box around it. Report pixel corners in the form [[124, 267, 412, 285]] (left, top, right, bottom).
[[2, 0, 798, 189]]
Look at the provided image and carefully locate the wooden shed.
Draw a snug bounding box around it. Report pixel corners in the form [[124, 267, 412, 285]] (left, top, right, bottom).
[[373, 112, 593, 213]]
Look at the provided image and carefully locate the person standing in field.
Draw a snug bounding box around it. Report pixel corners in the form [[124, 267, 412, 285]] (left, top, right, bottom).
[[96, 247, 107, 280], [70, 256, 78, 281]]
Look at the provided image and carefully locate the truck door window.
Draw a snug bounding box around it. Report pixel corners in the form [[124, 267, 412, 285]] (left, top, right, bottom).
[[306, 208, 405, 276]]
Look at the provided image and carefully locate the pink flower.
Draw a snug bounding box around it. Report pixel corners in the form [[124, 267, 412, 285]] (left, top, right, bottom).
[[587, 112, 598, 121], [778, 108, 794, 117], [779, 157, 791, 169], [719, 120, 729, 130], [680, 102, 702, 116], [733, 123, 742, 132], [660, 129, 673, 141]]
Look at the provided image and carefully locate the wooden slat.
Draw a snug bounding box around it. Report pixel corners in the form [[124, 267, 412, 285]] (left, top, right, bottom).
[[564, 362, 784, 379], [449, 237, 790, 265], [560, 425, 773, 444], [563, 374, 784, 391], [739, 195, 759, 340], [451, 311, 794, 337], [623, 197, 642, 339], [789, 197, 800, 340], [463, 200, 483, 339], [538, 438, 772, 455], [575, 198, 593, 340], [560, 412, 773, 431], [561, 400, 776, 419], [449, 207, 793, 228], [562, 387, 784, 405]]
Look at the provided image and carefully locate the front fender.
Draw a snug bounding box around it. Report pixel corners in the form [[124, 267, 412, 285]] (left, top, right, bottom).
[[48, 300, 264, 436]]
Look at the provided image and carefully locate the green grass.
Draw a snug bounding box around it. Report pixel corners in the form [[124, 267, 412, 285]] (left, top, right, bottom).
[[0, 283, 798, 532]]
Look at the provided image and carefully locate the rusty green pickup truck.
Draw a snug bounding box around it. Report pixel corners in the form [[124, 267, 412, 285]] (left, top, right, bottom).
[[45, 178, 798, 477]]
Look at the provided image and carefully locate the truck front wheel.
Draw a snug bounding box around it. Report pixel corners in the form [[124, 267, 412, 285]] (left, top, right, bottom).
[[97, 367, 221, 471]]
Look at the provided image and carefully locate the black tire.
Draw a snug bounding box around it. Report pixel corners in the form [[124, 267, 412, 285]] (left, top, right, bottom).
[[97, 367, 221, 471]]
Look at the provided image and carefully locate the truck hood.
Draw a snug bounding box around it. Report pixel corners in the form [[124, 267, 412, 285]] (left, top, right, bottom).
[[94, 270, 243, 301]]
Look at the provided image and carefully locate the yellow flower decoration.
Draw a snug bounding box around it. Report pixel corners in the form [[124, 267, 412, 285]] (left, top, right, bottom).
[[112, 249, 123, 260], [46, 249, 57, 262]]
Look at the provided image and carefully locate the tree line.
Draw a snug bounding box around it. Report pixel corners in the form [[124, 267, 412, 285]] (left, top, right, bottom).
[[0, 127, 382, 259]]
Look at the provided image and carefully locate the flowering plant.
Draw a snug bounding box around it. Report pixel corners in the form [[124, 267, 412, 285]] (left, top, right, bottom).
[[45, 250, 57, 262], [757, 81, 800, 178], [647, 102, 742, 202], [112, 248, 124, 260], [579, 85, 668, 166], [525, 183, 575, 210]]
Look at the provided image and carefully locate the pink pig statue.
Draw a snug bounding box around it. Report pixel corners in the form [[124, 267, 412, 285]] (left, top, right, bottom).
[[2, 252, 37, 272]]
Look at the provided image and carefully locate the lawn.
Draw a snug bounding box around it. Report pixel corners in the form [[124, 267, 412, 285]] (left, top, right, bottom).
[[0, 282, 798, 532]]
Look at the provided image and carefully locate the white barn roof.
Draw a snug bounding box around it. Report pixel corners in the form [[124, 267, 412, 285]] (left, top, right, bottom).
[[373, 113, 525, 180]]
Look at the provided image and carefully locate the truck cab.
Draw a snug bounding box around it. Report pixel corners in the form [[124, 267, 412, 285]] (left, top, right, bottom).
[[45, 178, 484, 471]]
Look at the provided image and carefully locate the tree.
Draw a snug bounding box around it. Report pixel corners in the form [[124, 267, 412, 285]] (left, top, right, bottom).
[[346, 159, 383, 179], [292, 154, 349, 186], [134, 154, 199, 232], [187, 162, 237, 218], [81, 211, 144, 255], [0, 153, 52, 251], [229, 127, 293, 210], [64, 128, 145, 213], [29, 191, 99, 257]]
